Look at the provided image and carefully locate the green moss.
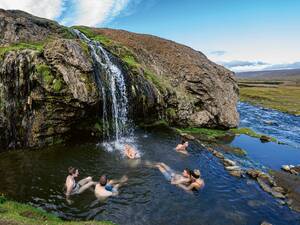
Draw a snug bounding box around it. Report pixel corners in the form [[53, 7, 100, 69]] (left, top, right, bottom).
[[166, 108, 176, 118], [230, 127, 261, 138], [94, 122, 102, 132], [36, 64, 54, 85], [230, 127, 277, 142], [0, 200, 114, 225], [79, 41, 90, 57], [122, 55, 140, 68], [0, 42, 44, 60], [60, 27, 76, 39], [177, 127, 227, 139], [52, 79, 63, 92]]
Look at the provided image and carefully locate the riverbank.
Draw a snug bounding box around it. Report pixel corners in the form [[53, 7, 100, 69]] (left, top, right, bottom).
[[238, 80, 300, 115], [0, 196, 114, 225]]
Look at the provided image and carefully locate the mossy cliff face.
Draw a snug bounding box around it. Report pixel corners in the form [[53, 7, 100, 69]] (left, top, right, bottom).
[[0, 10, 99, 149], [0, 9, 239, 149]]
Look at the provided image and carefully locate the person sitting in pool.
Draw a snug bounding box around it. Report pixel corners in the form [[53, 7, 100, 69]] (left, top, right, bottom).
[[124, 144, 139, 159], [176, 140, 189, 155], [177, 169, 205, 192], [95, 175, 128, 198], [65, 167, 97, 197]]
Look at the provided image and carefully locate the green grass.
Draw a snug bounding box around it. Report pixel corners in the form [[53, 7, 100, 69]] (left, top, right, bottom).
[[239, 86, 300, 116], [0, 200, 114, 225], [177, 127, 227, 139], [231, 127, 277, 142], [0, 42, 44, 60], [122, 55, 141, 68]]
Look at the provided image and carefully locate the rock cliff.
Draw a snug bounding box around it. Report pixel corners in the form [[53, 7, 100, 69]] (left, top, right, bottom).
[[0, 9, 239, 149]]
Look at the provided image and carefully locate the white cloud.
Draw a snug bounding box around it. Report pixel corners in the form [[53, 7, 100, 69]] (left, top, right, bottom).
[[0, 0, 132, 26], [0, 0, 63, 20], [73, 0, 129, 26]]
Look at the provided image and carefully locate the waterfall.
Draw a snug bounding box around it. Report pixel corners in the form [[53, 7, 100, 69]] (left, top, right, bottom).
[[73, 30, 129, 143]]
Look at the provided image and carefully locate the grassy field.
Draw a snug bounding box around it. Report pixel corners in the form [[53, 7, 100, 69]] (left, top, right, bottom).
[[0, 196, 114, 225], [237, 69, 300, 115], [239, 85, 300, 115]]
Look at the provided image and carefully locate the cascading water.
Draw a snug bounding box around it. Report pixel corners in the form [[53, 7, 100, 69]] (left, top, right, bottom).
[[74, 30, 135, 152]]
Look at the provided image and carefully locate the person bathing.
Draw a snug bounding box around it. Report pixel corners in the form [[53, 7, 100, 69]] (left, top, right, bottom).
[[148, 162, 204, 192], [124, 144, 140, 159], [148, 162, 192, 185], [65, 167, 97, 197], [176, 140, 189, 155], [177, 169, 205, 192], [95, 175, 128, 198]]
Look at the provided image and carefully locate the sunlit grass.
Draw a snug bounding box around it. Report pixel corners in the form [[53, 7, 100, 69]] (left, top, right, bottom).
[[239, 86, 300, 115]]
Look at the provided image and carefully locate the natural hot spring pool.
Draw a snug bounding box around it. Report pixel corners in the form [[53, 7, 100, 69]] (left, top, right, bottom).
[[0, 129, 299, 225]]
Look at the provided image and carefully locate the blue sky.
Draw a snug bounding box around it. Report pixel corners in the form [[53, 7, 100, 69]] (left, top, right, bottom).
[[1, 0, 300, 71]]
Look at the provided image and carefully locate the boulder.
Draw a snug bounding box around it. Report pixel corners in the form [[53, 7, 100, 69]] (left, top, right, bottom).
[[93, 28, 239, 128], [260, 135, 272, 143], [223, 158, 236, 167]]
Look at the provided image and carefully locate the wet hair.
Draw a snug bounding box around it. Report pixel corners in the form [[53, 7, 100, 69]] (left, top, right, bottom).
[[68, 167, 77, 175], [191, 170, 200, 179], [181, 140, 186, 145], [99, 175, 108, 186], [184, 168, 192, 176]]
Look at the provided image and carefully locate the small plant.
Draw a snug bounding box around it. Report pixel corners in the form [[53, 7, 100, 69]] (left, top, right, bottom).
[[0, 193, 7, 204], [52, 79, 63, 92]]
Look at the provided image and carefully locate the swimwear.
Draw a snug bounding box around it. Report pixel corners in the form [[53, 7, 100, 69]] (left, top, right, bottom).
[[71, 178, 80, 194], [161, 169, 176, 181], [105, 184, 113, 192]]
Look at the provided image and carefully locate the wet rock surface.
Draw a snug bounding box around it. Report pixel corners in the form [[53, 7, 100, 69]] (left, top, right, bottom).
[[271, 171, 300, 212]]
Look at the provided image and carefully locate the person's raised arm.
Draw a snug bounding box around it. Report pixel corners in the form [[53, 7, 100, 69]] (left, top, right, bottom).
[[65, 178, 73, 196]]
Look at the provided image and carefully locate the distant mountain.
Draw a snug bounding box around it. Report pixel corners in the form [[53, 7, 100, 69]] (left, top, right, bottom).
[[236, 69, 300, 80]]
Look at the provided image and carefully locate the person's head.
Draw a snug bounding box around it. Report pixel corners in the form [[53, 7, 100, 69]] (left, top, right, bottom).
[[68, 167, 79, 177], [182, 168, 191, 178], [191, 169, 201, 179], [181, 140, 189, 147], [99, 175, 108, 186]]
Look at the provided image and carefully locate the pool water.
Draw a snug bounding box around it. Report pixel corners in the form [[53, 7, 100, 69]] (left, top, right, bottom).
[[0, 129, 299, 225]]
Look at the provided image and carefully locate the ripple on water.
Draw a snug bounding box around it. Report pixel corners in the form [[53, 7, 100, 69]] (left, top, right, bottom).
[[238, 102, 300, 148]]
